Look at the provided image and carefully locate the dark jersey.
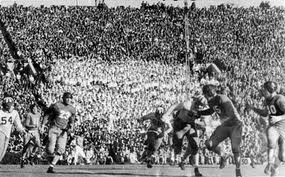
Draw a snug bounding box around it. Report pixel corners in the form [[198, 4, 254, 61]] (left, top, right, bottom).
[[265, 94, 285, 116], [173, 108, 197, 136], [141, 112, 165, 132], [175, 108, 196, 124], [199, 94, 241, 126], [49, 102, 76, 129]]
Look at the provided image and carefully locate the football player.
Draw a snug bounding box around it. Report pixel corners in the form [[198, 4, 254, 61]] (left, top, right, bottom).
[[21, 104, 42, 168], [41, 92, 76, 173], [138, 107, 166, 168], [163, 97, 204, 177], [0, 97, 27, 163], [197, 84, 243, 177], [249, 81, 285, 176]]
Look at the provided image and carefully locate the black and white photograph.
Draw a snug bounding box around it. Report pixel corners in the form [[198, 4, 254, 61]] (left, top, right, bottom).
[[0, 0, 284, 176]]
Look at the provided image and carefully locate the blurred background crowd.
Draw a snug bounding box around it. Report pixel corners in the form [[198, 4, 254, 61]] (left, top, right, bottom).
[[0, 1, 284, 166]]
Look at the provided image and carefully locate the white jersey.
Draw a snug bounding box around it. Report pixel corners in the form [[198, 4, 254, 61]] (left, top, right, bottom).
[[0, 110, 25, 137]]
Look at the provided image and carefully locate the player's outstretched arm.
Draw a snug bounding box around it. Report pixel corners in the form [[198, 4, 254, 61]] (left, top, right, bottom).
[[197, 107, 214, 116], [163, 103, 184, 117], [13, 111, 27, 134], [40, 104, 55, 132], [249, 106, 268, 117]]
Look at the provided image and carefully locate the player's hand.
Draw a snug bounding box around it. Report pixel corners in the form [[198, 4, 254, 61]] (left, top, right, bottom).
[[269, 116, 283, 125], [269, 116, 276, 124]]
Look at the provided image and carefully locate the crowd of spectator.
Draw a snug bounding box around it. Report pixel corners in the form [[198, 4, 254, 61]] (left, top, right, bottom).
[[0, 1, 284, 165]]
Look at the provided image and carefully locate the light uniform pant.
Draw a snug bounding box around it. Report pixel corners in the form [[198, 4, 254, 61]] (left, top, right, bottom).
[[47, 126, 67, 155], [0, 131, 9, 162], [267, 120, 285, 161], [24, 129, 41, 147]]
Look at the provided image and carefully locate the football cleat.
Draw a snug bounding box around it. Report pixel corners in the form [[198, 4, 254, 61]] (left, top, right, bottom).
[[219, 155, 228, 169], [47, 166, 55, 173], [178, 162, 185, 170]]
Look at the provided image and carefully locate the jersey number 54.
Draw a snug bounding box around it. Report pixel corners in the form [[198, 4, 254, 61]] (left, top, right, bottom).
[[0, 117, 13, 125]]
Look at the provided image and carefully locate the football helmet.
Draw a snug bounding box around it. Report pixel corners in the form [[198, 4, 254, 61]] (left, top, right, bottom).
[[263, 81, 278, 94], [2, 97, 14, 111]]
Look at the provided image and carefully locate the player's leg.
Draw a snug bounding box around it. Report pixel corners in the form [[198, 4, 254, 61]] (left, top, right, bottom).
[[29, 131, 42, 165], [0, 132, 9, 162], [146, 132, 163, 168], [179, 133, 197, 167], [153, 136, 163, 153], [265, 126, 280, 175], [52, 131, 67, 165], [172, 132, 184, 156], [189, 136, 203, 176], [140, 132, 155, 163], [176, 129, 191, 170], [171, 132, 184, 165], [46, 127, 61, 173], [32, 131, 41, 155], [47, 127, 58, 158], [269, 135, 285, 177], [167, 132, 175, 165], [150, 136, 164, 166], [21, 132, 32, 168], [277, 126, 285, 162], [230, 123, 243, 177], [205, 125, 228, 156], [179, 133, 203, 176]]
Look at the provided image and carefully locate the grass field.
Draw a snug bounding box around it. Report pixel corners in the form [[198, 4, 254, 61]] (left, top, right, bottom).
[[0, 164, 285, 177]]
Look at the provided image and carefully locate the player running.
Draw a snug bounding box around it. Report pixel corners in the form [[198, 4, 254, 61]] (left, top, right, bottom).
[[0, 97, 27, 163], [163, 97, 205, 177], [20, 104, 42, 168], [41, 92, 76, 173], [249, 81, 285, 176], [138, 107, 167, 168], [197, 84, 243, 177]]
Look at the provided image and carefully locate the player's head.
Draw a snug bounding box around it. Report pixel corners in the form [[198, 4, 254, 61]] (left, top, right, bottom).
[[155, 106, 164, 118], [62, 92, 73, 105], [202, 84, 217, 100], [2, 97, 14, 113], [261, 81, 278, 99]]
